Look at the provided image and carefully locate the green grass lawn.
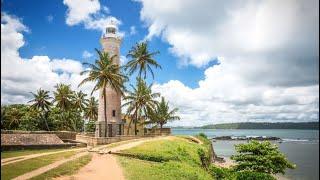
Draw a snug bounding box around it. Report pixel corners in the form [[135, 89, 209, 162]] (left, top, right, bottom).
[[30, 154, 92, 180], [1, 148, 80, 159], [1, 150, 78, 180], [118, 136, 213, 180]]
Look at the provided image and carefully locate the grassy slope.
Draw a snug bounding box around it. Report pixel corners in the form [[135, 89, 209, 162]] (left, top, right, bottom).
[[1, 150, 78, 180], [118, 136, 213, 180], [1, 148, 77, 159], [30, 154, 92, 180]]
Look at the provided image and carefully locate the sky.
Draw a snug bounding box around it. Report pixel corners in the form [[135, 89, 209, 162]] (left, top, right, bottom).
[[1, 0, 319, 126]]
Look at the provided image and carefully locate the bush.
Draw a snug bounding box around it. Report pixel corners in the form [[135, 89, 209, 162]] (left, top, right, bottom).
[[231, 140, 295, 174], [235, 171, 276, 180], [198, 148, 210, 169], [208, 165, 233, 179], [198, 133, 207, 139]]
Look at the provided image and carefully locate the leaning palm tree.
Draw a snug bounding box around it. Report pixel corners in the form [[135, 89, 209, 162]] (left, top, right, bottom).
[[125, 41, 161, 79], [79, 49, 127, 136], [84, 97, 98, 122], [28, 88, 52, 130], [122, 78, 160, 135], [146, 97, 180, 134]]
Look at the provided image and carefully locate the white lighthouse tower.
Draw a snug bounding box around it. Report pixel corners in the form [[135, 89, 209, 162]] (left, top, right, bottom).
[[95, 21, 123, 137]]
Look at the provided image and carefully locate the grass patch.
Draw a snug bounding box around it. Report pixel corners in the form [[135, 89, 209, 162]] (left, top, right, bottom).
[[118, 136, 213, 180], [30, 154, 92, 180], [1, 148, 76, 159], [118, 156, 212, 180], [1, 150, 78, 180], [120, 137, 206, 165]]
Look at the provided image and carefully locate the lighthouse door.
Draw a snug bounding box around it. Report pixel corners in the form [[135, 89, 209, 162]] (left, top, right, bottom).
[[108, 124, 113, 137]]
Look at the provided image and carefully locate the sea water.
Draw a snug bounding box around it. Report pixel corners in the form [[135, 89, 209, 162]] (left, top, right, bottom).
[[172, 129, 319, 180]]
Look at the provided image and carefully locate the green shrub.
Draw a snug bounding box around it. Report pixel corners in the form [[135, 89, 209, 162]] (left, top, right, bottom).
[[197, 148, 210, 169], [208, 165, 233, 179], [198, 133, 208, 139], [235, 171, 276, 180], [231, 140, 295, 174]]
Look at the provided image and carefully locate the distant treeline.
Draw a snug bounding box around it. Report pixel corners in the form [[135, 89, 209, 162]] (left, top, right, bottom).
[[199, 122, 319, 129]]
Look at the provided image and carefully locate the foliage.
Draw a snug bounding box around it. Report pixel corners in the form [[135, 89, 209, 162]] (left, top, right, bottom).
[[198, 133, 208, 139], [84, 97, 98, 121], [200, 122, 319, 130], [1, 85, 96, 132], [198, 148, 210, 170], [122, 78, 160, 135], [79, 49, 127, 135], [231, 140, 296, 174], [235, 171, 276, 180], [145, 97, 180, 133], [208, 165, 233, 179], [85, 120, 96, 132], [125, 41, 161, 79]]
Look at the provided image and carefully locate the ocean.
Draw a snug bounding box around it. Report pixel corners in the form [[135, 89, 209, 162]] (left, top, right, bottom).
[[172, 129, 319, 180]]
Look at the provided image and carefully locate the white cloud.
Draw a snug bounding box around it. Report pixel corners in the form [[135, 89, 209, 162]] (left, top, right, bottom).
[[1, 13, 97, 105], [129, 26, 136, 35], [63, 0, 100, 26], [82, 50, 93, 59], [137, 0, 319, 126], [63, 0, 123, 34], [120, 55, 128, 65], [47, 15, 53, 23]]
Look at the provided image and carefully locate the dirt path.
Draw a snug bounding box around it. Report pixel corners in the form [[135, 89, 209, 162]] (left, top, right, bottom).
[[55, 153, 125, 180], [12, 152, 88, 180], [56, 136, 172, 180], [1, 148, 87, 166]]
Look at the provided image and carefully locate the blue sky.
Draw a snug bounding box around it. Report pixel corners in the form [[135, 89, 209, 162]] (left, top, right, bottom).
[[1, 0, 318, 126], [1, 0, 207, 88]]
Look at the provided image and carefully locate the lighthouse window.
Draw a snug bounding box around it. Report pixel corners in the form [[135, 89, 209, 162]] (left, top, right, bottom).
[[112, 110, 116, 117]]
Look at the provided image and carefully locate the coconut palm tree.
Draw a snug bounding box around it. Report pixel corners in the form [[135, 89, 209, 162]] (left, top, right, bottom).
[[28, 88, 52, 130], [53, 84, 74, 111], [53, 84, 76, 130], [84, 97, 98, 121], [79, 49, 127, 136], [73, 91, 89, 113], [125, 41, 161, 79], [146, 97, 180, 134], [122, 78, 160, 135]]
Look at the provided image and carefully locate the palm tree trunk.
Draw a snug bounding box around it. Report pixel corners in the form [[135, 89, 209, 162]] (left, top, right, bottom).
[[43, 111, 50, 131], [103, 87, 108, 137], [126, 117, 133, 135], [135, 107, 138, 135], [160, 123, 163, 135]]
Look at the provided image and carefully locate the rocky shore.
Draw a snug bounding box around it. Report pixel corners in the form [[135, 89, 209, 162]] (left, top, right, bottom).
[[211, 136, 281, 141]]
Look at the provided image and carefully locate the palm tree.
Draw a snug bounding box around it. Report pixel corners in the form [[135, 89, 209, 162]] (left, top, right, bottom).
[[28, 88, 52, 130], [79, 48, 127, 136], [84, 97, 98, 121], [73, 91, 89, 112], [53, 84, 76, 130], [125, 41, 161, 79], [146, 97, 180, 134], [122, 78, 160, 135], [53, 84, 74, 111]]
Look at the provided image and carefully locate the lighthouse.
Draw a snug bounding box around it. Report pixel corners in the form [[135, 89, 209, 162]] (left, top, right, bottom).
[[95, 21, 123, 137]]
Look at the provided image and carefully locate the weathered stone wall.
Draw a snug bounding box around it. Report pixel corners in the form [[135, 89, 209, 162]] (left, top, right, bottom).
[[76, 134, 159, 146], [1, 134, 63, 145], [145, 128, 171, 135], [1, 130, 77, 140]]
